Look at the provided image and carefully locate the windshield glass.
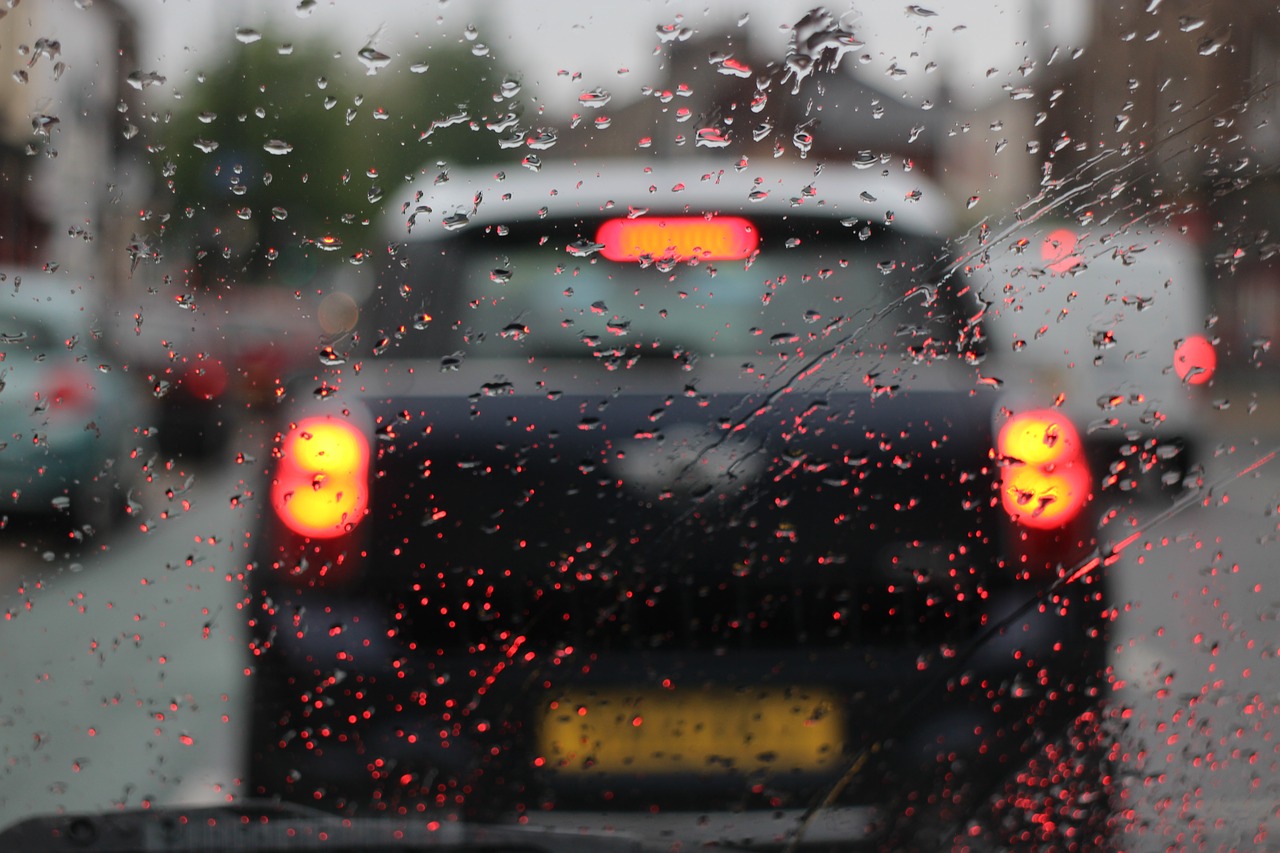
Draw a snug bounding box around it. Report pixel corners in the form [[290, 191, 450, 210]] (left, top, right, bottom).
[[384, 223, 950, 366], [1, 2, 1276, 851]]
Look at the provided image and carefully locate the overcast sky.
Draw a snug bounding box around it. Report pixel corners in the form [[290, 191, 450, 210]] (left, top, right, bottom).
[[115, 0, 1092, 114]]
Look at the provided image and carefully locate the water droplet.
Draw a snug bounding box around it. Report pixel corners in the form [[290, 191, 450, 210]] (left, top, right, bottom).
[[31, 114, 59, 137], [500, 323, 529, 340], [695, 127, 730, 148], [490, 268, 512, 284], [578, 88, 611, 108], [566, 239, 605, 258], [234, 28, 262, 44], [126, 70, 166, 89], [263, 139, 293, 156], [357, 45, 391, 75], [526, 128, 559, 150], [906, 5, 937, 16], [656, 22, 694, 44], [792, 128, 814, 157], [193, 139, 218, 153], [442, 213, 471, 231], [1197, 35, 1226, 56]]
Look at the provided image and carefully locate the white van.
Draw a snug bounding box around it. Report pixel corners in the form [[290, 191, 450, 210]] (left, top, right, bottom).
[[976, 218, 1215, 494]]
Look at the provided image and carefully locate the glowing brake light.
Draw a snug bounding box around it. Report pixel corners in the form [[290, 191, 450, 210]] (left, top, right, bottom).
[[271, 417, 370, 539], [596, 216, 758, 262], [1040, 227, 1084, 274], [1173, 334, 1215, 386], [997, 410, 1090, 530]]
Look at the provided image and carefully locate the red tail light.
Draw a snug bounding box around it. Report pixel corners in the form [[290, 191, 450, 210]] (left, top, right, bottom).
[[997, 410, 1090, 530], [182, 359, 229, 400], [596, 216, 758, 262], [271, 417, 370, 539], [1040, 227, 1084, 274], [1173, 334, 1215, 386], [43, 367, 93, 413]]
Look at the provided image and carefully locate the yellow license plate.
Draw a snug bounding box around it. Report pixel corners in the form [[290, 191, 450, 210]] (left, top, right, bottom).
[[537, 687, 844, 775]]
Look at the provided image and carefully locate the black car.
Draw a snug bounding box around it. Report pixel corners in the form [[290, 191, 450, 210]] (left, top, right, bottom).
[[245, 160, 1111, 849]]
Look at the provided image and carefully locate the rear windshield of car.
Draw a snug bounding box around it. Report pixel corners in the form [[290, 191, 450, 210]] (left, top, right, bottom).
[[362, 219, 973, 367]]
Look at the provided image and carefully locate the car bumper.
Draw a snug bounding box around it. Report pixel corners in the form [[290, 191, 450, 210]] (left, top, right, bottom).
[[247, 579, 1108, 842]]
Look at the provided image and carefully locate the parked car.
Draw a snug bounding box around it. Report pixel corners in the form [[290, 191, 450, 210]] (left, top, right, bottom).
[[244, 160, 1114, 849], [0, 276, 144, 535], [976, 218, 1215, 498], [114, 284, 325, 460]]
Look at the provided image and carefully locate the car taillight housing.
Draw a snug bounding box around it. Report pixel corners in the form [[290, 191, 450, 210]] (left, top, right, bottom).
[[997, 409, 1091, 530], [270, 416, 370, 539]]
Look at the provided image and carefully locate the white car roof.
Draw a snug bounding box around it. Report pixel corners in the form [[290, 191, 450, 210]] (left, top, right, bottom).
[[386, 158, 953, 240]]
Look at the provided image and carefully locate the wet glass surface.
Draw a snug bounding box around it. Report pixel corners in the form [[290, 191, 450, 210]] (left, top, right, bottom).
[[1, 3, 1278, 851]]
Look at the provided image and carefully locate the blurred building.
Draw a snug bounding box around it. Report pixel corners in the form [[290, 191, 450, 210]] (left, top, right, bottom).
[[0, 0, 141, 285], [1034, 0, 1280, 375], [0, 12, 51, 266]]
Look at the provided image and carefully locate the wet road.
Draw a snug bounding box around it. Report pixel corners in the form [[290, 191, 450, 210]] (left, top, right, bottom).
[[1, 417, 1278, 849], [1109, 434, 1280, 851]]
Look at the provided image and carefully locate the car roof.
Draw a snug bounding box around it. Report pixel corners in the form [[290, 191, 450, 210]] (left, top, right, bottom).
[[388, 158, 954, 241]]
